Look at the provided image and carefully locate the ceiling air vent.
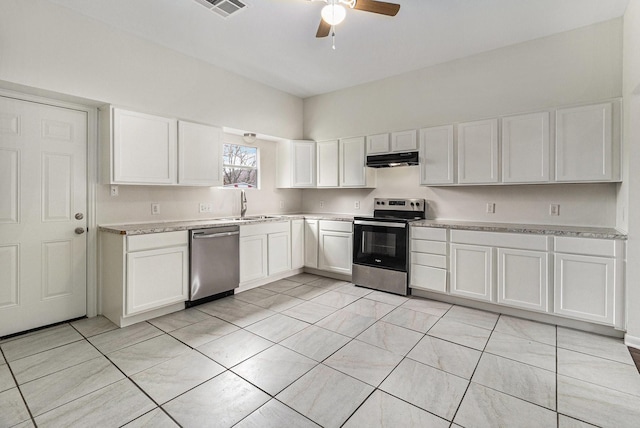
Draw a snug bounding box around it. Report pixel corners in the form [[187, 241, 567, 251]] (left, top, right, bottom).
[[193, 0, 248, 18]]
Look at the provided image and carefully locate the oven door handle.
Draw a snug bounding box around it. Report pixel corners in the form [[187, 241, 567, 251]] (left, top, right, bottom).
[[354, 220, 406, 228]]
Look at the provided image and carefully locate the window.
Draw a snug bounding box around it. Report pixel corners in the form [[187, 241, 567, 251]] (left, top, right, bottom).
[[223, 143, 258, 188]]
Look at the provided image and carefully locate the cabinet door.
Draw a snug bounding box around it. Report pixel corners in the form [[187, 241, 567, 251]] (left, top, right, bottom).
[[268, 231, 291, 276], [497, 248, 548, 312], [317, 140, 339, 187], [554, 253, 615, 325], [292, 141, 316, 187], [319, 230, 352, 275], [339, 137, 366, 187], [113, 108, 177, 184], [450, 243, 493, 302], [391, 130, 418, 152], [366, 133, 390, 155], [502, 112, 550, 183], [556, 102, 613, 182], [410, 264, 447, 293], [240, 235, 268, 283], [291, 220, 304, 269], [177, 121, 222, 186], [419, 125, 454, 185], [304, 219, 319, 268], [126, 246, 188, 315], [457, 119, 499, 184]]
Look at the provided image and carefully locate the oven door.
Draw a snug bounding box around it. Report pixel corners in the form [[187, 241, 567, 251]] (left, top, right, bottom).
[[353, 219, 408, 271]]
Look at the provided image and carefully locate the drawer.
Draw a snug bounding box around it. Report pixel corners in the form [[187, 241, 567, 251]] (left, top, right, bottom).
[[411, 252, 447, 269], [127, 231, 188, 252], [241, 221, 289, 237], [411, 239, 447, 255], [555, 236, 617, 257], [450, 229, 548, 251], [319, 220, 353, 233], [411, 227, 447, 241], [411, 264, 447, 293]]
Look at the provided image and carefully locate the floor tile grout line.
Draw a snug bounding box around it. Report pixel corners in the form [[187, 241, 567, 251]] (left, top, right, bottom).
[[1, 346, 37, 427]]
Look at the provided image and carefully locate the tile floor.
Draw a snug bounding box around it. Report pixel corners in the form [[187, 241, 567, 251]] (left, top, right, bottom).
[[1, 273, 640, 427]]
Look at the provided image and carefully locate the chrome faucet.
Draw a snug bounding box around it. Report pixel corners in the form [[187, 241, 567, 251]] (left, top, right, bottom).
[[240, 189, 247, 218]]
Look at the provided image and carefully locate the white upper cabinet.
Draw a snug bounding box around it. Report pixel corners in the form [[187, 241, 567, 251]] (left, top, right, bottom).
[[340, 136, 375, 187], [317, 140, 339, 187], [556, 102, 615, 182], [457, 119, 499, 184], [501, 112, 550, 183], [109, 108, 178, 185], [366, 133, 390, 155], [276, 140, 316, 188], [419, 125, 455, 185], [391, 130, 418, 152], [101, 107, 224, 186], [177, 121, 222, 186]]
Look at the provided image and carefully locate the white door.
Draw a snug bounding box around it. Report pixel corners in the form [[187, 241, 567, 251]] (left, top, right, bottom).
[[419, 125, 455, 185], [304, 219, 319, 268], [502, 112, 550, 183], [292, 141, 316, 187], [339, 136, 366, 187], [239, 235, 268, 283], [497, 248, 548, 312], [450, 243, 493, 302], [457, 119, 499, 184], [178, 121, 222, 186], [0, 96, 87, 336], [291, 220, 304, 269], [319, 231, 352, 275], [316, 140, 339, 187], [268, 232, 291, 276]]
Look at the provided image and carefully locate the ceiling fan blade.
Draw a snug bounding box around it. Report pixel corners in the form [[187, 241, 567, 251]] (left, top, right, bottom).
[[316, 19, 331, 38], [353, 0, 400, 16]]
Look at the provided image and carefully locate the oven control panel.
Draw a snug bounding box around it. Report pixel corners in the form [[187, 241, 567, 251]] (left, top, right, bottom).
[[374, 198, 426, 212]]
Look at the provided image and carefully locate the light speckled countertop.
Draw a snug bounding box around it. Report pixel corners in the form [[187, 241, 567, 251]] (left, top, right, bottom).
[[99, 214, 625, 240], [99, 213, 355, 235], [411, 220, 627, 240]]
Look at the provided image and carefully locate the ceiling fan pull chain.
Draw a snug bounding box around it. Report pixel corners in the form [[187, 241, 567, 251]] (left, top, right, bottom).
[[332, 30, 336, 49]]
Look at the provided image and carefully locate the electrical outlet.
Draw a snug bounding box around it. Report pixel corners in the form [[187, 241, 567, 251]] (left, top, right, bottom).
[[199, 203, 213, 213], [486, 202, 495, 214], [320, 200, 325, 209], [151, 203, 160, 215], [354, 201, 360, 210], [550, 204, 560, 216], [110, 185, 119, 197]]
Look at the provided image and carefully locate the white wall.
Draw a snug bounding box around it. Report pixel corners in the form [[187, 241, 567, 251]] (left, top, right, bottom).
[[0, 0, 305, 225], [98, 133, 302, 225], [622, 0, 640, 345], [302, 19, 622, 227]]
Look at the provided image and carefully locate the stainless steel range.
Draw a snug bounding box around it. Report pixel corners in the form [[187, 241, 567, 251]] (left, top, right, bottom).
[[352, 198, 426, 295]]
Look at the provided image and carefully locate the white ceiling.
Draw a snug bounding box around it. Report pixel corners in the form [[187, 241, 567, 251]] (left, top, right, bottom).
[[48, 0, 629, 98]]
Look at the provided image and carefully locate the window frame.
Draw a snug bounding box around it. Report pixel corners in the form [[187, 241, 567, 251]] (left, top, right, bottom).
[[221, 142, 260, 189]]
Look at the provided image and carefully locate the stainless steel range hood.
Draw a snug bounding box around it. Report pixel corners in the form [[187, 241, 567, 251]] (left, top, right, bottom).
[[366, 151, 419, 168]]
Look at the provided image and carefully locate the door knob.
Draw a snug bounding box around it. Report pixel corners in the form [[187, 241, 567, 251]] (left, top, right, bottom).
[[75, 227, 85, 235], [75, 213, 84, 220]]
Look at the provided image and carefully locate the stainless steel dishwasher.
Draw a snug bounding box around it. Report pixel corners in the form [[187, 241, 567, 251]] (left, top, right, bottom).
[[188, 225, 240, 305]]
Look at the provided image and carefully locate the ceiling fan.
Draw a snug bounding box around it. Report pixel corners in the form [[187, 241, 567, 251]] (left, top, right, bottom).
[[309, 0, 401, 41]]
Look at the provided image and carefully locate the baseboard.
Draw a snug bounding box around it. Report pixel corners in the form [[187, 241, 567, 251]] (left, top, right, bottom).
[[303, 267, 352, 283], [237, 268, 305, 292], [625, 333, 640, 350]]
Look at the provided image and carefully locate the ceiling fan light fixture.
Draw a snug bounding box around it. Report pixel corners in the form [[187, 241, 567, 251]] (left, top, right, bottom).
[[321, 4, 347, 26]]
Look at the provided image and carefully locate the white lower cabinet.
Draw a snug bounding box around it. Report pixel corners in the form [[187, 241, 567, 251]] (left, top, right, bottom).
[[291, 219, 305, 269], [497, 248, 548, 312], [304, 219, 319, 268], [268, 232, 291, 276], [101, 230, 189, 327], [553, 236, 621, 326], [410, 227, 448, 293], [318, 220, 353, 275], [239, 221, 291, 286], [450, 243, 493, 302], [239, 234, 268, 283]]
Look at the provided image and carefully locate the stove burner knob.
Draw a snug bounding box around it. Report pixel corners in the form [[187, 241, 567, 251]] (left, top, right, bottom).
[[416, 202, 420, 207], [410, 202, 415, 207]]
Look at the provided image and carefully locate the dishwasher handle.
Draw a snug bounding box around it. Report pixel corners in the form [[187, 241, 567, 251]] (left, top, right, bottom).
[[192, 231, 240, 239]]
